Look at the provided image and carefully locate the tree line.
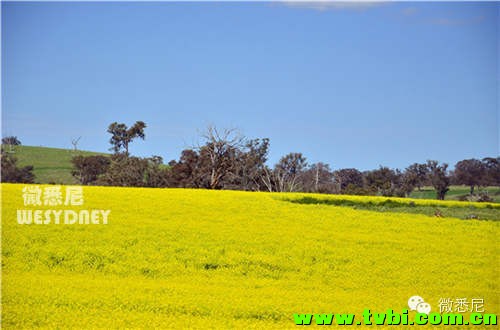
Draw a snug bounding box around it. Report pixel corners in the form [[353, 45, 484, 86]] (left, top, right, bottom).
[[2, 122, 499, 201]]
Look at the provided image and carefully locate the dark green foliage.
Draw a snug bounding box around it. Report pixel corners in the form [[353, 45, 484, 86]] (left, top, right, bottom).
[[363, 166, 401, 197], [107, 121, 146, 155], [2, 136, 21, 146], [334, 168, 364, 193], [482, 157, 500, 187], [232, 138, 270, 191], [427, 160, 450, 200], [144, 156, 170, 188], [99, 154, 148, 187], [71, 155, 111, 185], [98, 154, 169, 188], [453, 159, 486, 195], [1, 148, 35, 183], [167, 149, 203, 188], [404, 163, 429, 191]]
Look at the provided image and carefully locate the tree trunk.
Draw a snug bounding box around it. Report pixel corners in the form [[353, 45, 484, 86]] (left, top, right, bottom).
[[315, 167, 319, 192]]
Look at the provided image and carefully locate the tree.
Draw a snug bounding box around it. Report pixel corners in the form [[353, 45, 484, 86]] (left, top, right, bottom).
[[364, 166, 401, 196], [198, 126, 243, 189], [260, 165, 277, 193], [2, 136, 21, 146], [168, 149, 204, 188], [233, 138, 270, 191], [272, 152, 307, 192], [482, 157, 500, 187], [100, 154, 149, 187], [301, 162, 335, 193], [427, 160, 450, 200], [71, 155, 110, 185], [2, 136, 21, 153], [399, 169, 418, 197], [334, 168, 364, 193], [71, 137, 81, 152], [167, 130, 271, 191], [453, 159, 486, 195], [107, 121, 146, 155], [405, 163, 429, 191], [1, 148, 35, 183], [144, 156, 170, 188]]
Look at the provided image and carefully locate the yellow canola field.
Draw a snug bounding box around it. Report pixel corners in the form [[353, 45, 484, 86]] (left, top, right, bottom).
[[1, 184, 499, 329]]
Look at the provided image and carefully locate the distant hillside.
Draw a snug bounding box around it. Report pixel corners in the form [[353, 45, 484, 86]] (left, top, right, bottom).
[[409, 185, 500, 203], [4, 145, 108, 184]]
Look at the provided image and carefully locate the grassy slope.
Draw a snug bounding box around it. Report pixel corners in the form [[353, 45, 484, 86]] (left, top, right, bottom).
[[4, 145, 107, 184], [2, 184, 499, 328], [410, 186, 500, 203]]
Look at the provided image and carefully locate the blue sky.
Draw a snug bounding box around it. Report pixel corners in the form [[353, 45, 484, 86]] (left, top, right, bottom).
[[2, 1, 498, 170]]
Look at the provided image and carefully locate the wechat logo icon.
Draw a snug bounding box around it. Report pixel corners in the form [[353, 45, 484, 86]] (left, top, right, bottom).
[[408, 295, 431, 315]]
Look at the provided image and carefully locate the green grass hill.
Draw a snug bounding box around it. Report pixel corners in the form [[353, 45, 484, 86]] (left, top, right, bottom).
[[3, 145, 107, 184]]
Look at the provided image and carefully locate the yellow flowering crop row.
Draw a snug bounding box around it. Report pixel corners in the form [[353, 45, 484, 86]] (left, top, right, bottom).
[[278, 191, 500, 209], [1, 184, 498, 329]]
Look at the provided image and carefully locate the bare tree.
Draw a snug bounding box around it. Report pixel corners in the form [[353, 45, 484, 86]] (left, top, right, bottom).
[[261, 165, 275, 192], [71, 136, 81, 152], [301, 162, 334, 193], [273, 153, 307, 192], [198, 125, 244, 189]]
